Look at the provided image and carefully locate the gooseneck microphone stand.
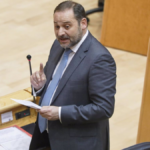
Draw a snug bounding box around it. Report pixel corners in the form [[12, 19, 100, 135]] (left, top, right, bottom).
[[26, 55, 36, 103]]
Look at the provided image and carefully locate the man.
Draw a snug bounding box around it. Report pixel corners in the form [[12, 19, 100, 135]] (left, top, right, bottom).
[[30, 1, 116, 150]]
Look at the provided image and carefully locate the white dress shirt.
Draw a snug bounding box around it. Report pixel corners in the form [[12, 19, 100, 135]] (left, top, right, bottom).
[[35, 30, 89, 123]]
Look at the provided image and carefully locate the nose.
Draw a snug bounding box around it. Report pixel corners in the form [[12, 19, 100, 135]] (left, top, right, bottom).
[[58, 27, 65, 37]]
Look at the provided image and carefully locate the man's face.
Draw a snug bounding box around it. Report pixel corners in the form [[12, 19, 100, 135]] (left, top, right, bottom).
[[54, 9, 83, 49]]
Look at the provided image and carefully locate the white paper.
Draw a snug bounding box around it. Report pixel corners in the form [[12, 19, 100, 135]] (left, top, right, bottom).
[[0, 127, 31, 150], [11, 98, 41, 109], [1, 111, 13, 123], [1, 136, 31, 150], [0, 127, 24, 143], [0, 146, 5, 150]]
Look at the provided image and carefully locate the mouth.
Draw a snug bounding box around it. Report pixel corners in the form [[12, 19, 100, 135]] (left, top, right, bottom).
[[59, 39, 69, 43], [58, 36, 70, 43]]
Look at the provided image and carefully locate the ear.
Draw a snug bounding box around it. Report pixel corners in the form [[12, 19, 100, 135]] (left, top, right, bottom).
[[80, 18, 87, 30]]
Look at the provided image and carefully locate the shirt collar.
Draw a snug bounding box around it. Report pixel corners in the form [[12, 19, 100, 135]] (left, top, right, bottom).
[[70, 30, 89, 53]]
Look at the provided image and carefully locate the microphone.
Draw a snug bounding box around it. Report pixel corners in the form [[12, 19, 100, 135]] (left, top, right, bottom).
[[26, 55, 35, 103], [26, 55, 32, 75]]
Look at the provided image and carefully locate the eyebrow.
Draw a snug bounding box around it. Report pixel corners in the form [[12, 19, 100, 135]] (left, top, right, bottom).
[[54, 21, 71, 24]]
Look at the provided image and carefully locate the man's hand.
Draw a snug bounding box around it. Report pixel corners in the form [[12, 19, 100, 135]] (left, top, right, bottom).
[[37, 106, 59, 121], [30, 63, 47, 90]]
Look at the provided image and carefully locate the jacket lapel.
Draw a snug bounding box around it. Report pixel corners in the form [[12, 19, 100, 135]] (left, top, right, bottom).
[[51, 32, 92, 104], [45, 47, 64, 89], [39, 42, 64, 104]]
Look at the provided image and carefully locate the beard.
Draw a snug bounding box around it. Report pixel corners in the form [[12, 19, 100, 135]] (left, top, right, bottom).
[[57, 27, 83, 49]]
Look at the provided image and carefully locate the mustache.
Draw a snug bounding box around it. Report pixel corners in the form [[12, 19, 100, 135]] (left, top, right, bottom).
[[58, 35, 70, 40]]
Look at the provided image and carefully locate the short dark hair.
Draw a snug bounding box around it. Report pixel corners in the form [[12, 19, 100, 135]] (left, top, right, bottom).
[[54, 1, 86, 24]]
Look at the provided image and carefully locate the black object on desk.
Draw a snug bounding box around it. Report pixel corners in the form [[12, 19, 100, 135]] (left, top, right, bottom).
[[21, 123, 35, 135], [122, 142, 150, 150]]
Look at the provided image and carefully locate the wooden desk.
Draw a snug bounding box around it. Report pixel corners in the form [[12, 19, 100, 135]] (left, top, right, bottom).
[[0, 88, 39, 129]]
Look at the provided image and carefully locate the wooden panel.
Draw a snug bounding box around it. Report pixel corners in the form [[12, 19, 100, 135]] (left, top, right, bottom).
[[0, 88, 40, 129], [100, 0, 150, 55], [0, 106, 37, 129], [137, 39, 150, 143]]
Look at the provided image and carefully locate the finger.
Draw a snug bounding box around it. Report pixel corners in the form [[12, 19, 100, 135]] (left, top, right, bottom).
[[30, 76, 39, 88], [40, 109, 47, 114], [32, 72, 39, 83], [41, 74, 46, 81], [39, 63, 44, 73], [40, 106, 50, 113], [30, 79, 38, 89], [30, 75, 37, 85], [39, 112, 45, 118], [35, 72, 41, 82]]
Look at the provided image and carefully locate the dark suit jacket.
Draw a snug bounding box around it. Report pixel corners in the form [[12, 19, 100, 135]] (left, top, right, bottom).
[[30, 32, 116, 150]]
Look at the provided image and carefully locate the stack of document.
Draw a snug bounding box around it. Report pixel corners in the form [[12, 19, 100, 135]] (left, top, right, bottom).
[[0, 126, 31, 150]]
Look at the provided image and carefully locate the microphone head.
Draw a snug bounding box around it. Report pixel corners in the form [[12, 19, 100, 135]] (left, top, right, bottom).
[[26, 55, 31, 60]]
